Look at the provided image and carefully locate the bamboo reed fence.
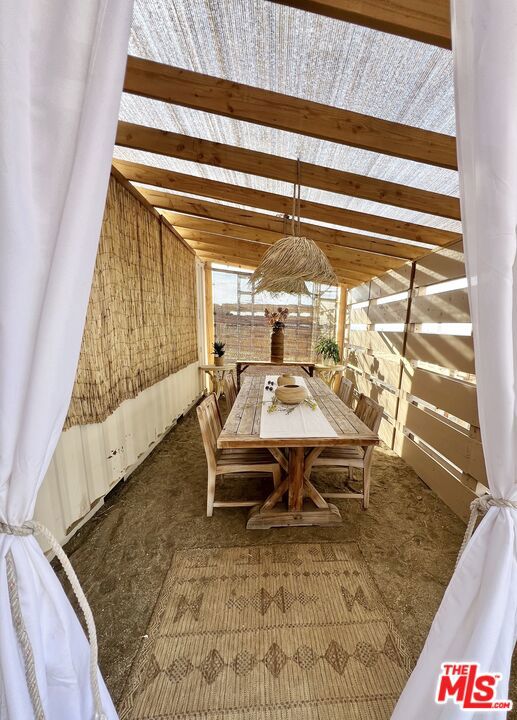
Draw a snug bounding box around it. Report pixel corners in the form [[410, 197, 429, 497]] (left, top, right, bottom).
[[65, 175, 198, 428]]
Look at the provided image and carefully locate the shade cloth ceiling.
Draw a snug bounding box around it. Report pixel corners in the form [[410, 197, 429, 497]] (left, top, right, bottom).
[[114, 0, 461, 240]]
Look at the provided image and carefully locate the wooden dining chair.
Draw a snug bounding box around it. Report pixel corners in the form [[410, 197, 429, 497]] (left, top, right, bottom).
[[197, 394, 282, 516], [223, 371, 238, 410], [337, 376, 354, 408], [307, 393, 383, 509]]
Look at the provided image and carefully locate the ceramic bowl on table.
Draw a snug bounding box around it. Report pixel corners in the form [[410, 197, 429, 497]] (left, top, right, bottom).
[[275, 384, 309, 405], [277, 373, 296, 386]]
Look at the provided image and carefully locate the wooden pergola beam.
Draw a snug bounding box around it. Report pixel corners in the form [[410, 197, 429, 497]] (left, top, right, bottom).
[[170, 220, 409, 274], [193, 248, 364, 287], [199, 253, 264, 275], [266, 0, 451, 49], [115, 126, 460, 220], [114, 160, 461, 243], [124, 56, 456, 169], [178, 229, 402, 276], [148, 194, 425, 260], [194, 250, 358, 287], [162, 210, 424, 261]]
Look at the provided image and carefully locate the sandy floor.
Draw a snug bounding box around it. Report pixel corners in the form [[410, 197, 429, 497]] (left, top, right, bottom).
[[58, 394, 482, 713]]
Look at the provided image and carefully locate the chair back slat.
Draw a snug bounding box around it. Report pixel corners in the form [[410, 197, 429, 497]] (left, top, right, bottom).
[[355, 393, 383, 434], [355, 393, 383, 469], [355, 393, 383, 432], [337, 377, 354, 407], [197, 394, 222, 466], [223, 372, 238, 410]]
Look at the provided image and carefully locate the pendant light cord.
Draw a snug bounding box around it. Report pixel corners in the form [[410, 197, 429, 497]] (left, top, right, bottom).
[[291, 157, 302, 236]]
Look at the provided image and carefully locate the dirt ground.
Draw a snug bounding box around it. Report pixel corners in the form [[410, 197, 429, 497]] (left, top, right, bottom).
[[58, 396, 516, 714]]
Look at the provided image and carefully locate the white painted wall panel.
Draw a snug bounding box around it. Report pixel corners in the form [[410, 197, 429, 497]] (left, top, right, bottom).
[[34, 361, 203, 548]]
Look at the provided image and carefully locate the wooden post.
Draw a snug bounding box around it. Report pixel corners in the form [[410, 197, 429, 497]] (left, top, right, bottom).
[[392, 261, 417, 451], [288, 447, 305, 512], [336, 284, 348, 360], [204, 262, 214, 365]]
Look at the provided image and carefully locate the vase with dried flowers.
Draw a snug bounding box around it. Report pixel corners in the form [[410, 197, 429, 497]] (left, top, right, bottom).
[[265, 307, 289, 364]]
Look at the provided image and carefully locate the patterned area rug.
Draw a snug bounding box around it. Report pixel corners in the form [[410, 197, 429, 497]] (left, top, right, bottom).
[[119, 543, 411, 720]]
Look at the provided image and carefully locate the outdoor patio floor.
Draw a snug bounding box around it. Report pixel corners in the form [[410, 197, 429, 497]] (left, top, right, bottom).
[[58, 397, 499, 712]]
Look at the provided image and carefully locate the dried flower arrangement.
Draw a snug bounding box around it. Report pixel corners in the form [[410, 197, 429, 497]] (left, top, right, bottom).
[[264, 306, 289, 331]]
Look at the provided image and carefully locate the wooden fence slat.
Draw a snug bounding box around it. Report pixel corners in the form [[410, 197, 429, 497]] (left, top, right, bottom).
[[394, 434, 476, 521], [349, 285, 370, 304], [398, 400, 487, 484], [349, 306, 370, 324], [349, 329, 406, 356], [344, 242, 484, 522], [348, 349, 402, 388], [400, 366, 479, 426], [410, 289, 470, 323], [346, 369, 399, 420], [369, 265, 413, 298], [367, 299, 409, 324], [414, 241, 465, 287], [405, 331, 475, 374]]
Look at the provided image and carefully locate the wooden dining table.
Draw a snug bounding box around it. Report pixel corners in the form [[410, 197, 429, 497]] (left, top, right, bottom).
[[218, 375, 379, 529]]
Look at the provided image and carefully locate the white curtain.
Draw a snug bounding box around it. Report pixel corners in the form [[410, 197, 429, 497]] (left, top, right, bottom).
[[0, 2, 133, 718], [392, 1, 517, 718]]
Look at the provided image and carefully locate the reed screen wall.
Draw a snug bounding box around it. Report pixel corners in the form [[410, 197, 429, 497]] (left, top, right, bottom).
[[66, 174, 198, 427], [344, 241, 485, 521], [213, 266, 338, 361]]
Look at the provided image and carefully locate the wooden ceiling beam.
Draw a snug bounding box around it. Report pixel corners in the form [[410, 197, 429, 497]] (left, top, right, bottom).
[[192, 243, 366, 284], [194, 250, 356, 287], [185, 238, 364, 282], [266, 0, 451, 49], [114, 160, 461, 243], [124, 56, 456, 168], [179, 229, 403, 276], [115, 126, 460, 220], [169, 218, 408, 273], [148, 194, 425, 260]]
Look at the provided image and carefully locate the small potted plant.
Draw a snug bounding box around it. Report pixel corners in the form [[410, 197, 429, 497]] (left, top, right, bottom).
[[315, 336, 340, 366], [265, 307, 289, 364], [213, 340, 226, 367]]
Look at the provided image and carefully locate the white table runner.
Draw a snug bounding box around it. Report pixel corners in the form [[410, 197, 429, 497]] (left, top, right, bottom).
[[259, 375, 338, 439]]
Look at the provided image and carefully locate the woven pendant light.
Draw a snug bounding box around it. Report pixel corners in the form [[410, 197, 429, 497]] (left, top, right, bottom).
[[251, 160, 338, 296]]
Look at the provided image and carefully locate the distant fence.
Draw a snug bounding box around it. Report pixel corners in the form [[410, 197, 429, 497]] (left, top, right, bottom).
[[345, 241, 485, 521], [213, 267, 338, 362]]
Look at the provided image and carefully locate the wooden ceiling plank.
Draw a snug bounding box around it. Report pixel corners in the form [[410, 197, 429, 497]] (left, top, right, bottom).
[[192, 247, 364, 286], [115, 127, 460, 220], [181, 229, 399, 270], [195, 250, 363, 286], [124, 56, 456, 168], [173, 221, 407, 272], [265, 0, 451, 49], [114, 160, 461, 244], [180, 230, 403, 275], [187, 239, 385, 278], [147, 194, 425, 260]]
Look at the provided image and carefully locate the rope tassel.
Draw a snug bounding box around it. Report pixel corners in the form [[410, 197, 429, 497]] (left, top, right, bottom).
[[1, 521, 106, 720], [456, 494, 517, 567]]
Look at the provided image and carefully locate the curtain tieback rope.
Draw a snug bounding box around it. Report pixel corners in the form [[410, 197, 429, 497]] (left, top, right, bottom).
[[456, 494, 517, 567], [1, 520, 106, 720]]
